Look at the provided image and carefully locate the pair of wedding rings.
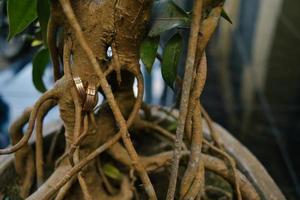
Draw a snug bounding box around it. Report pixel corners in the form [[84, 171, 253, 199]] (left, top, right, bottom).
[[73, 75, 98, 112]]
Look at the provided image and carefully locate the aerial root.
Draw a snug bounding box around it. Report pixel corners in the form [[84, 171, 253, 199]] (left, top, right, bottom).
[[20, 151, 35, 198], [203, 139, 242, 200], [54, 177, 76, 200], [8, 97, 57, 198], [9, 108, 31, 178], [200, 104, 224, 149], [35, 99, 57, 187], [185, 53, 207, 140], [78, 172, 93, 200], [180, 102, 204, 200], [0, 88, 58, 155], [47, 126, 64, 165], [166, 0, 205, 198], [203, 154, 260, 200]]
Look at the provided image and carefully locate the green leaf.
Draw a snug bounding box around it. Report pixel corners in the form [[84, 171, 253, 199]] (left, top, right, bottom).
[[167, 121, 177, 132], [161, 33, 183, 89], [31, 39, 43, 47], [140, 36, 160, 73], [7, 0, 38, 40], [37, 0, 50, 46], [149, 0, 190, 37], [103, 164, 123, 180], [32, 48, 49, 93], [221, 9, 233, 24]]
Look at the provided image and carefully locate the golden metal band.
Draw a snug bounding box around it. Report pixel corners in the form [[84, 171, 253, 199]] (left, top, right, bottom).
[[73, 75, 86, 100], [83, 83, 97, 112], [73, 75, 98, 112]]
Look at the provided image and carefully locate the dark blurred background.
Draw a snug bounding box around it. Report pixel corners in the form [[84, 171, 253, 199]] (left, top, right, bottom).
[[0, 0, 300, 199]]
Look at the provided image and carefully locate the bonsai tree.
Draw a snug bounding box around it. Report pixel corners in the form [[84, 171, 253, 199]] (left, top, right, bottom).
[[0, 0, 284, 199]]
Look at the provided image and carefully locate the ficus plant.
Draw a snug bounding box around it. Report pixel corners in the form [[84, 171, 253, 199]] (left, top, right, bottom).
[[0, 0, 276, 200]]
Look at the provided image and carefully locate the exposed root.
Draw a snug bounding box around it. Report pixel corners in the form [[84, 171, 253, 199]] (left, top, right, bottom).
[[35, 100, 57, 187], [203, 140, 242, 200], [166, 1, 204, 198], [180, 103, 205, 200], [46, 126, 63, 165], [8, 107, 35, 198], [185, 53, 207, 140], [203, 154, 260, 200], [54, 177, 76, 200], [21, 151, 35, 198], [0, 88, 58, 154], [200, 104, 224, 149], [78, 172, 92, 200], [8, 108, 31, 178], [30, 133, 122, 200], [179, 52, 207, 200]]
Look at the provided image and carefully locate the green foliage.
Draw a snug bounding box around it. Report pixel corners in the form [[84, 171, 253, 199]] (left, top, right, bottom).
[[140, 36, 160, 73], [148, 0, 190, 37], [103, 163, 123, 180], [7, 0, 38, 40], [161, 33, 183, 89], [37, 0, 50, 45], [221, 9, 233, 24], [167, 121, 177, 132], [32, 48, 49, 93]]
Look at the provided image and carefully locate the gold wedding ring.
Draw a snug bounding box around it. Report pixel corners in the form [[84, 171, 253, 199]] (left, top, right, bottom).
[[73, 75, 86, 100], [73, 75, 98, 112], [83, 83, 98, 112]]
